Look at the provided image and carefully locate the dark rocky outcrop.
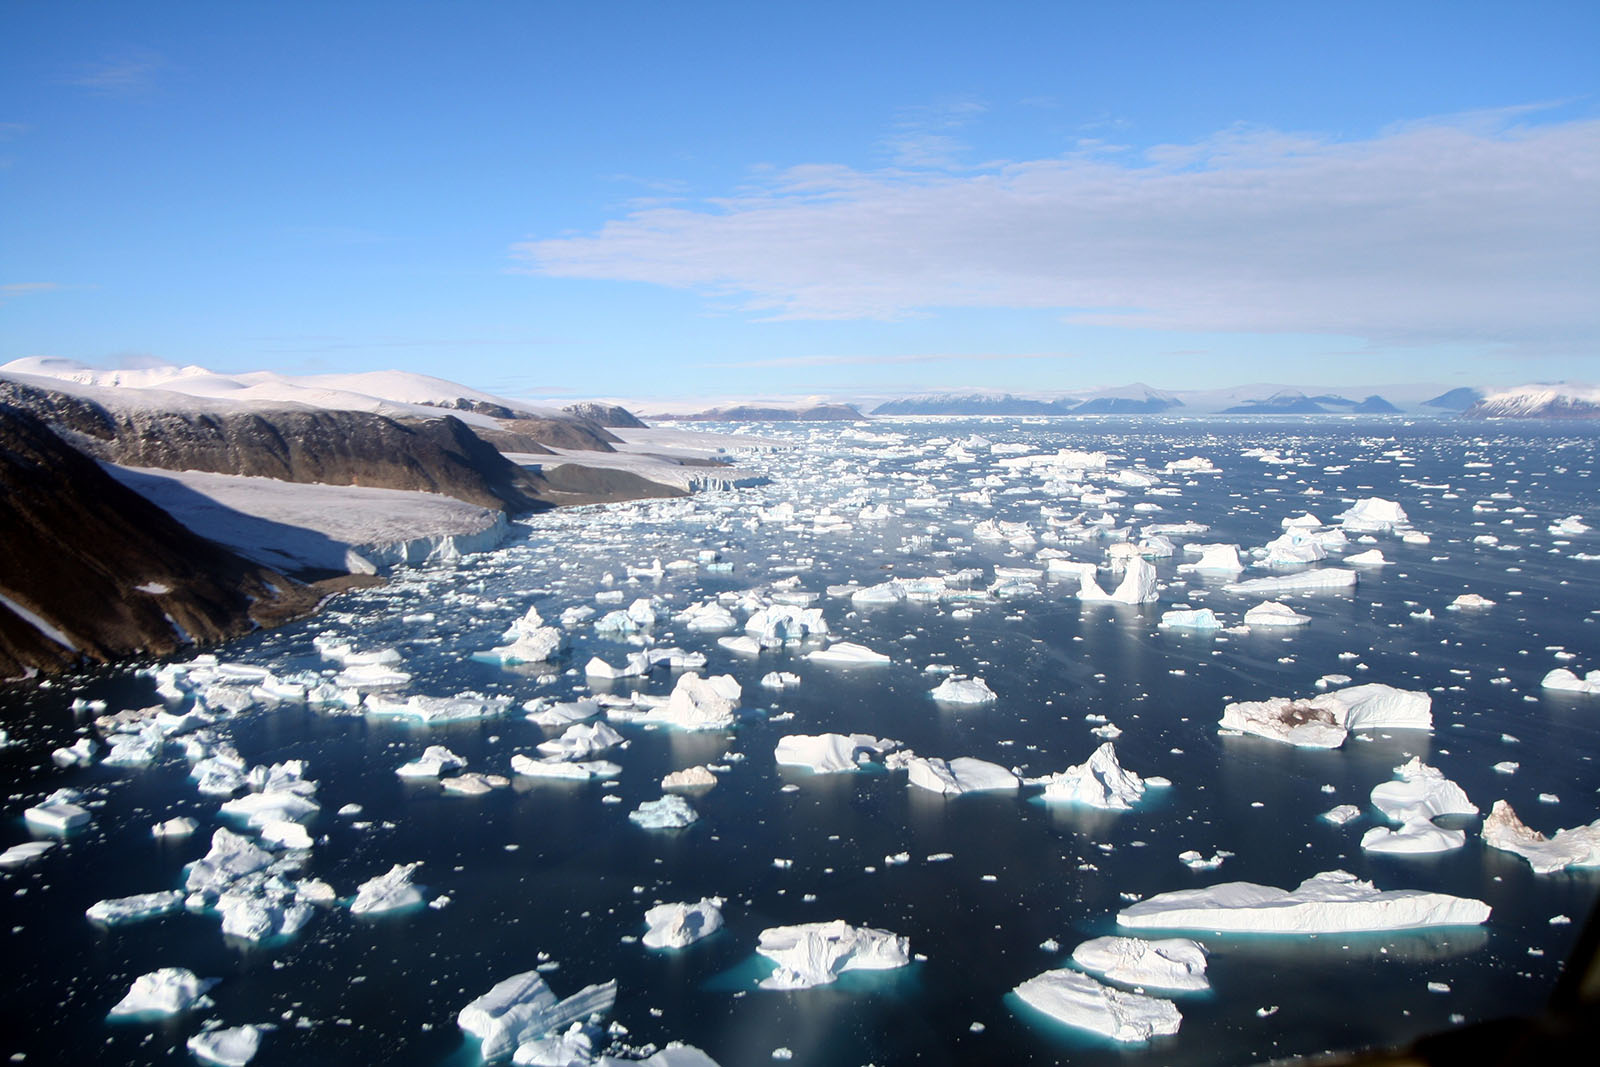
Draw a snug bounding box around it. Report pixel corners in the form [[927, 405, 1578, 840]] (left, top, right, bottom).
[[562, 402, 647, 429], [0, 378, 555, 514], [0, 403, 356, 680]]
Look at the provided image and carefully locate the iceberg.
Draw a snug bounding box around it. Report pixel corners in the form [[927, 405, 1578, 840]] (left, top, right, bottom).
[[745, 604, 829, 647], [0, 840, 55, 868], [1542, 667, 1600, 695], [1079, 556, 1158, 604], [755, 920, 911, 989], [1219, 683, 1431, 748], [482, 606, 565, 664], [1012, 969, 1181, 1042], [184, 828, 274, 896], [1481, 800, 1600, 873], [87, 890, 186, 925], [23, 789, 92, 833], [775, 733, 893, 774], [1032, 743, 1149, 810], [639, 673, 742, 731], [661, 765, 718, 790], [187, 1025, 262, 1066], [1159, 608, 1222, 631], [905, 755, 1019, 796], [805, 641, 891, 666], [1338, 497, 1410, 532], [509, 754, 621, 780], [1117, 870, 1490, 933], [536, 721, 624, 762], [458, 970, 618, 1062], [107, 967, 218, 1018], [1243, 601, 1311, 627], [396, 745, 467, 778], [1369, 758, 1477, 824], [628, 795, 699, 829], [350, 862, 425, 915], [365, 691, 511, 724], [1447, 593, 1495, 610], [1224, 569, 1357, 595], [1260, 529, 1327, 566], [1178, 544, 1244, 575], [1346, 549, 1389, 566], [929, 676, 998, 704], [642, 897, 725, 949], [1069, 935, 1209, 992]]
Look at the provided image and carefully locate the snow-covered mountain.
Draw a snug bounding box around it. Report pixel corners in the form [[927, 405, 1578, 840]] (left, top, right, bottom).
[[1463, 384, 1600, 419]]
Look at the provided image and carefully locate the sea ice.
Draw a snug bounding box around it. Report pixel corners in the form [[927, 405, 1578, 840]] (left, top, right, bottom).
[[1069, 935, 1210, 992], [1032, 743, 1149, 810], [187, 1025, 262, 1066], [929, 676, 998, 704], [350, 862, 425, 914], [1012, 969, 1181, 1042], [1224, 569, 1357, 595], [1243, 601, 1311, 627], [87, 890, 186, 925], [1159, 609, 1222, 631], [905, 755, 1019, 796], [642, 897, 725, 949], [1117, 870, 1490, 933], [23, 789, 92, 832], [628, 795, 699, 829], [755, 920, 911, 989], [396, 745, 467, 778], [1481, 800, 1600, 873], [805, 641, 891, 666], [776, 733, 893, 774], [458, 970, 619, 1061], [107, 967, 218, 1018]]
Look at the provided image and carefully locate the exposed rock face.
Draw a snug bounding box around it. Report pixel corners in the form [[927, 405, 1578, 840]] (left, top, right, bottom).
[[562, 402, 647, 429], [0, 403, 334, 679], [0, 379, 553, 513], [472, 417, 620, 453]]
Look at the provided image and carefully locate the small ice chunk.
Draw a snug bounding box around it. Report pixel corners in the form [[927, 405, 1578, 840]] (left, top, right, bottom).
[[87, 890, 186, 925], [152, 817, 199, 838], [1070, 935, 1210, 992], [929, 676, 998, 704], [1321, 804, 1361, 825], [187, 1024, 262, 1066], [23, 789, 92, 833], [0, 840, 55, 868], [755, 920, 911, 989], [1447, 593, 1495, 610], [1012, 969, 1181, 1042], [661, 765, 718, 791], [1345, 549, 1389, 566], [1178, 850, 1230, 871], [643, 897, 725, 949], [759, 671, 801, 690], [350, 862, 425, 915]]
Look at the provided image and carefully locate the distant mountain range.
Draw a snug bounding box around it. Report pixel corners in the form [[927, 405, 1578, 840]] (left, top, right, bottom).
[[1463, 384, 1600, 419], [646, 403, 866, 422]]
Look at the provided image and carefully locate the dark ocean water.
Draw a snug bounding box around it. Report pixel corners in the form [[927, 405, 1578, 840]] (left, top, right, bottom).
[[3, 417, 1598, 1066]]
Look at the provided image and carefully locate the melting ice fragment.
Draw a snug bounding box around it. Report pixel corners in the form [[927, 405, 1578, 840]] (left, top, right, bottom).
[[1481, 800, 1600, 873], [775, 733, 895, 774], [929, 676, 998, 704], [107, 967, 218, 1018], [349, 862, 425, 915], [457, 969, 618, 1061], [754, 920, 912, 989], [904, 755, 1019, 796], [187, 1025, 263, 1066], [1117, 870, 1490, 933], [628, 795, 699, 829], [1070, 935, 1210, 992], [1243, 601, 1311, 628], [642, 897, 725, 949], [86, 890, 186, 925], [1031, 743, 1151, 810], [1012, 969, 1181, 1042]]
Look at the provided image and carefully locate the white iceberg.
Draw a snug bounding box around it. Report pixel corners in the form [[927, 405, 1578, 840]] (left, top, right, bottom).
[[661, 765, 718, 790], [1079, 556, 1158, 604], [642, 897, 725, 949], [775, 733, 892, 775], [365, 691, 511, 724], [1243, 601, 1311, 628], [1481, 800, 1600, 873], [1224, 569, 1357, 595], [929, 676, 998, 704], [1447, 593, 1495, 610], [905, 755, 1019, 796], [458, 970, 618, 1061], [1117, 870, 1490, 933], [1069, 936, 1209, 992], [396, 745, 466, 778], [23, 789, 92, 833], [642, 673, 741, 731], [1542, 667, 1600, 695], [87, 890, 186, 925], [745, 604, 829, 647], [1369, 758, 1477, 824], [0, 840, 55, 868], [1346, 549, 1389, 566], [1179, 544, 1244, 575], [1219, 683, 1431, 748], [1012, 969, 1181, 1043], [350, 862, 425, 915], [628, 795, 698, 829], [482, 606, 565, 664], [805, 641, 891, 666], [1159, 608, 1222, 631], [1033, 743, 1149, 810], [755, 920, 911, 989], [1338, 497, 1410, 532], [107, 967, 218, 1018], [188, 1025, 262, 1066], [536, 721, 624, 762], [510, 755, 621, 780]]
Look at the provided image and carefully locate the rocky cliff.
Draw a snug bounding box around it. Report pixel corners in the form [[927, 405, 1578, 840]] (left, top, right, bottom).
[[0, 403, 346, 680]]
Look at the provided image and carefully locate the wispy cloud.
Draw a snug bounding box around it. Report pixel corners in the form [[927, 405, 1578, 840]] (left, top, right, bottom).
[[881, 96, 987, 169], [704, 351, 1077, 369], [515, 109, 1600, 351], [0, 282, 63, 305], [65, 47, 164, 94]]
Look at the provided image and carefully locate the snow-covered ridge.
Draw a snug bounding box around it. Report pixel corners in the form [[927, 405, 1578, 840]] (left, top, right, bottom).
[[1464, 383, 1600, 419]]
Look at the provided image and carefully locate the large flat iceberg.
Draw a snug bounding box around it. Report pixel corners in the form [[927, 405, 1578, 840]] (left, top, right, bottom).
[[1012, 969, 1181, 1043], [1116, 870, 1490, 933], [755, 920, 911, 989], [904, 755, 1019, 796], [1219, 683, 1430, 748], [1070, 935, 1209, 992]]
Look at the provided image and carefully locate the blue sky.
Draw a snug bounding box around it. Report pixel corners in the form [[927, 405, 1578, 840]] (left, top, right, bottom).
[[2, 2, 1596, 403]]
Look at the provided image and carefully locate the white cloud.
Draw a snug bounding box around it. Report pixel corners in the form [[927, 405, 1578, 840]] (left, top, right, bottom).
[[514, 113, 1600, 349]]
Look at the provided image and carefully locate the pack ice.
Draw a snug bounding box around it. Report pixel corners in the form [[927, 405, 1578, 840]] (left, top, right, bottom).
[[1012, 969, 1182, 1042], [1218, 683, 1430, 748], [1117, 871, 1490, 933], [755, 920, 912, 989]]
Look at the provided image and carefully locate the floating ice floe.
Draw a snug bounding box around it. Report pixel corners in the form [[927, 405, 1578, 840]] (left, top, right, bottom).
[[805, 641, 891, 666], [396, 745, 467, 778], [904, 755, 1019, 796], [537, 722, 624, 762], [637, 673, 742, 731], [1345, 549, 1389, 566], [1541, 667, 1600, 695], [662, 765, 718, 790], [1481, 800, 1600, 873], [629, 795, 698, 829], [776, 733, 896, 774], [1159, 608, 1222, 631], [1218, 683, 1431, 748], [87, 890, 186, 925], [458, 969, 619, 1061], [187, 1024, 263, 1066], [23, 788, 92, 832], [1069, 935, 1210, 992], [1224, 569, 1357, 595], [1178, 544, 1244, 575], [1243, 601, 1312, 627], [480, 605, 565, 665], [1337, 497, 1410, 533], [107, 967, 218, 1018], [350, 862, 425, 915], [1446, 593, 1495, 610], [755, 920, 912, 989], [1078, 556, 1158, 604], [0, 840, 55, 868], [510, 754, 620, 780], [152, 816, 199, 838], [1012, 969, 1181, 1042], [1116, 870, 1490, 933], [366, 691, 512, 724], [930, 676, 998, 704], [643, 897, 725, 949], [1031, 743, 1155, 810]]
